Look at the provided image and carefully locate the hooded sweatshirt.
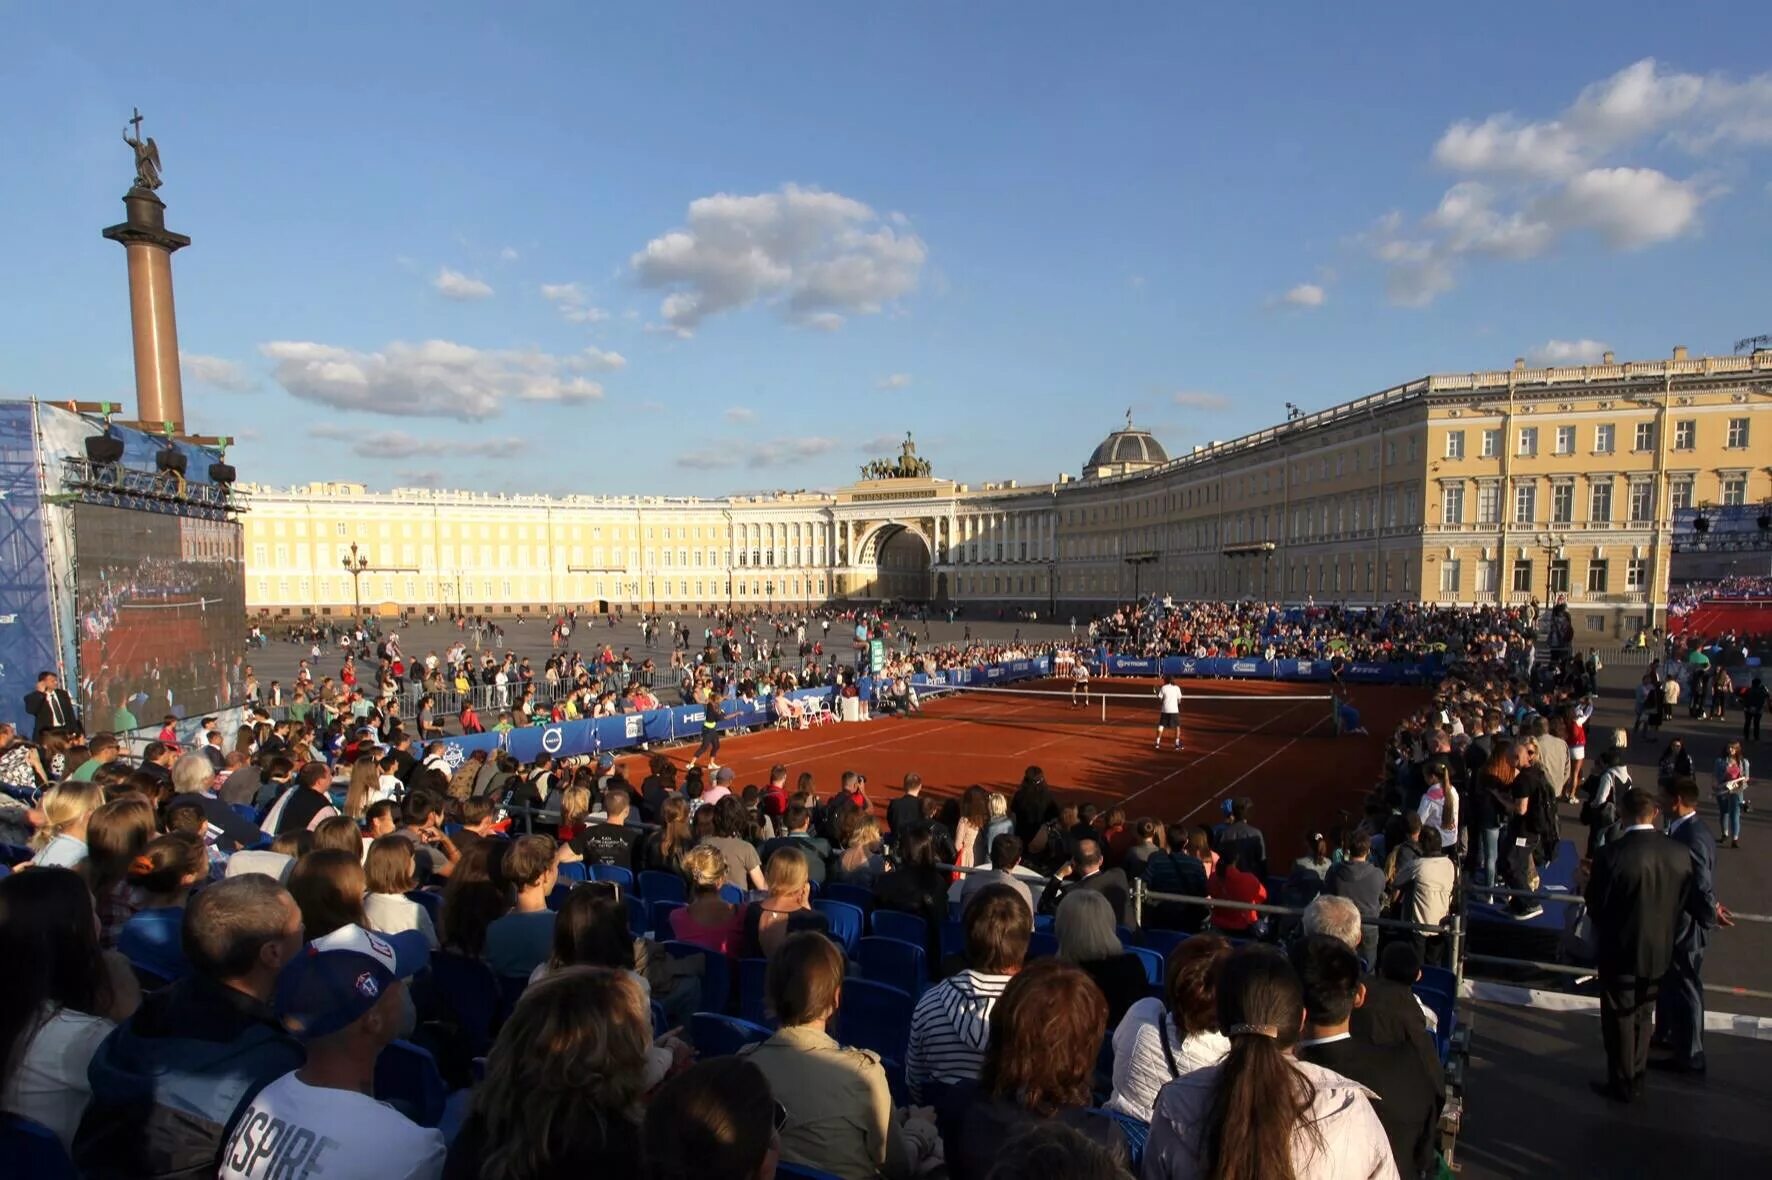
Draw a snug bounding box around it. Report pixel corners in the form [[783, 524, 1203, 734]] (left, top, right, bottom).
[[74, 975, 304, 1180], [904, 969, 1013, 1102]]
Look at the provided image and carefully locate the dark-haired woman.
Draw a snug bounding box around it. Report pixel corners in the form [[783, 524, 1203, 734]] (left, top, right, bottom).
[[1106, 933, 1231, 1122], [947, 959, 1129, 1180], [1143, 947, 1396, 1180], [115, 832, 210, 982], [642, 1056, 784, 1180], [0, 868, 140, 1150]]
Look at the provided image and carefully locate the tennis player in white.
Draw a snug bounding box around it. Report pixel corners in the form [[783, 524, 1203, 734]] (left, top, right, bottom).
[[1155, 674, 1184, 750], [1070, 656, 1090, 707]]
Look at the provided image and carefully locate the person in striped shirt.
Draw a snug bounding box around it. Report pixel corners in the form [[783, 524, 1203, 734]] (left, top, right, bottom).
[[905, 884, 1031, 1102]]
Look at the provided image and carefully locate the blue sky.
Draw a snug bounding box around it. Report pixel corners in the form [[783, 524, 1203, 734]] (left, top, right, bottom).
[[5, 3, 1771, 496]]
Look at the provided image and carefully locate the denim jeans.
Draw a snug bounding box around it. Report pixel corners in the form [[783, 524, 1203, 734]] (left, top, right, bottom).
[[1717, 791, 1743, 841], [1475, 826, 1501, 888]]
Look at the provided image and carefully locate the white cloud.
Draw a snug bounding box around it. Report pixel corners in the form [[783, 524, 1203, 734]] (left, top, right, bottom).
[[540, 282, 610, 324], [499, 247, 520, 262], [342, 430, 526, 461], [747, 436, 837, 468], [1171, 391, 1231, 411], [723, 406, 756, 423], [180, 352, 258, 392], [876, 373, 912, 390], [261, 339, 606, 420], [1547, 167, 1701, 249], [1279, 283, 1326, 308], [631, 184, 927, 335], [675, 447, 739, 470], [1527, 339, 1612, 366], [573, 347, 626, 372], [394, 469, 443, 487], [433, 267, 493, 300]]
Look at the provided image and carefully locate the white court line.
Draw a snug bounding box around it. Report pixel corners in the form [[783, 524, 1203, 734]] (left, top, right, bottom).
[[1116, 698, 1318, 810], [1175, 712, 1336, 824]]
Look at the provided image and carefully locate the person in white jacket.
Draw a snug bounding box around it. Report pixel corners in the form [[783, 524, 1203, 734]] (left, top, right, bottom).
[[1143, 948, 1398, 1180]]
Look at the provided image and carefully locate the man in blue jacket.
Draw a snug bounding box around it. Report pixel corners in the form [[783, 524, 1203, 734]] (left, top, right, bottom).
[[75, 875, 307, 1179], [1653, 775, 1733, 1074]]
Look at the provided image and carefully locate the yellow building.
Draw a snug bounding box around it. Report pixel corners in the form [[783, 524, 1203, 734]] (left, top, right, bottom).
[[242, 348, 1770, 636]]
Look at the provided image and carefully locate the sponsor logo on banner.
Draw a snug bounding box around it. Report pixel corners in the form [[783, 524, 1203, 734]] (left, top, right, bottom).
[[986, 666, 1003, 679], [541, 726, 564, 754], [1231, 661, 1258, 674], [1296, 661, 1313, 674], [683, 710, 705, 724], [624, 714, 644, 739], [1180, 660, 1198, 675], [441, 745, 465, 772]]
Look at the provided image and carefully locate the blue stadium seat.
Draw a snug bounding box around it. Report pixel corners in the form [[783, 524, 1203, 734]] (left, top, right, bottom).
[[651, 899, 686, 940], [822, 882, 874, 914], [626, 895, 648, 938], [664, 940, 730, 1013], [719, 883, 745, 905], [546, 884, 573, 910], [812, 899, 865, 956], [1033, 913, 1055, 933], [429, 951, 501, 1053], [1091, 1108, 1150, 1170], [738, 957, 772, 1027], [405, 890, 442, 927], [939, 917, 965, 962], [1418, 964, 1457, 999], [374, 1039, 449, 1127], [1128, 946, 1165, 987], [651, 1000, 668, 1037], [870, 909, 927, 947], [1116, 925, 1138, 947], [856, 936, 927, 998], [0, 1113, 76, 1180], [1141, 929, 1189, 958], [592, 864, 635, 890], [777, 1162, 845, 1180], [230, 802, 258, 824], [691, 1012, 774, 1056], [836, 978, 914, 1061], [1026, 930, 1060, 961], [879, 1055, 909, 1107], [1414, 983, 1456, 1063], [638, 870, 686, 904], [556, 861, 589, 882]]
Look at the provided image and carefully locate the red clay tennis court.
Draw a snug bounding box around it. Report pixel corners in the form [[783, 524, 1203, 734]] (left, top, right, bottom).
[[639, 677, 1430, 854]]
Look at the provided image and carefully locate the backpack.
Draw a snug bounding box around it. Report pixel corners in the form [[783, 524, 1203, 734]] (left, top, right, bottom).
[[1578, 765, 1627, 827], [1529, 770, 1561, 861]]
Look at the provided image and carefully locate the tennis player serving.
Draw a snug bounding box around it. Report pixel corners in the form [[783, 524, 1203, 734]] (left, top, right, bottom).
[[1155, 674, 1184, 750]]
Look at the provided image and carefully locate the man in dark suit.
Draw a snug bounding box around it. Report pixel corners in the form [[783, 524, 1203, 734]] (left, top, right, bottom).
[[1584, 787, 1693, 1101], [1653, 775, 1733, 1074], [1304, 895, 1444, 1099], [22, 670, 81, 741], [1039, 838, 1131, 926], [1295, 934, 1440, 1178]]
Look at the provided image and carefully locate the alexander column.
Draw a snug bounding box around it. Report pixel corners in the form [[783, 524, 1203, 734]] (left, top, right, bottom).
[[102, 108, 190, 434]]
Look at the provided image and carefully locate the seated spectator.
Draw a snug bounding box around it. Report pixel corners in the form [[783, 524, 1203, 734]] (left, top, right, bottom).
[[948, 959, 1130, 1180], [740, 931, 917, 1179], [484, 835, 560, 980], [116, 833, 210, 983], [1214, 798, 1268, 880], [872, 825, 950, 964], [363, 835, 441, 949], [640, 1057, 782, 1180], [449, 796, 502, 853], [1303, 896, 1442, 1095], [907, 883, 1031, 1102], [1041, 837, 1132, 927], [1207, 853, 1268, 937], [288, 847, 369, 940], [529, 884, 651, 995], [984, 1122, 1135, 1180], [0, 868, 140, 1153], [1144, 826, 1211, 933], [74, 875, 307, 1178], [439, 839, 514, 959], [701, 795, 767, 892], [957, 833, 1038, 918], [669, 844, 744, 957], [831, 813, 888, 889], [1055, 888, 1147, 1026], [1106, 933, 1231, 1122], [86, 797, 159, 947], [219, 925, 443, 1180], [448, 966, 655, 1178], [1143, 947, 1397, 1180], [575, 785, 645, 869], [312, 813, 368, 858], [170, 752, 261, 853], [262, 761, 342, 838], [641, 796, 695, 875], [1294, 935, 1438, 1179], [741, 847, 828, 960], [1121, 818, 1163, 880], [555, 781, 593, 846], [759, 803, 830, 886], [29, 781, 103, 868]]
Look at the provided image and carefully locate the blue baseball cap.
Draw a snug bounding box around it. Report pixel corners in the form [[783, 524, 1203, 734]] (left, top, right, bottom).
[[275, 925, 429, 1041]]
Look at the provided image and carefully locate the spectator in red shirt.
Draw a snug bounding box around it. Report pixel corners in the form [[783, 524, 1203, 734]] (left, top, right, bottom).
[[1208, 859, 1268, 935], [758, 763, 790, 822]]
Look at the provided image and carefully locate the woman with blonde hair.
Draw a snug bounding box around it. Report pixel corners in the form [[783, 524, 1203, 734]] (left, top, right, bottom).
[[30, 781, 104, 868], [363, 834, 441, 948], [341, 754, 383, 820], [444, 967, 654, 1179], [740, 847, 828, 960], [831, 813, 887, 888], [668, 844, 744, 956], [556, 783, 593, 847]]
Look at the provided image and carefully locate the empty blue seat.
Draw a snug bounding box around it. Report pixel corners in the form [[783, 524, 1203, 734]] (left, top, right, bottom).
[[719, 883, 745, 905], [836, 978, 914, 1061], [406, 889, 442, 926], [651, 900, 686, 940], [592, 864, 635, 890], [1129, 946, 1165, 987], [1033, 913, 1055, 933], [777, 1162, 845, 1180], [1141, 929, 1189, 958], [822, 882, 874, 913], [691, 1012, 774, 1056], [939, 917, 965, 962], [230, 802, 259, 824], [1418, 964, 1457, 999], [556, 861, 589, 882], [626, 895, 648, 938], [639, 870, 687, 904], [812, 900, 865, 956], [374, 1039, 449, 1127], [429, 951, 501, 1053], [857, 937, 927, 998], [545, 884, 574, 910], [1414, 983, 1456, 1062], [1026, 930, 1060, 961], [871, 909, 927, 947], [0, 1113, 76, 1180], [738, 957, 772, 1027], [664, 940, 730, 1013]]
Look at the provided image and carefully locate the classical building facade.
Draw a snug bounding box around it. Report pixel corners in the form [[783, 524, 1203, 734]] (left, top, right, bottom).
[[242, 349, 1770, 636]]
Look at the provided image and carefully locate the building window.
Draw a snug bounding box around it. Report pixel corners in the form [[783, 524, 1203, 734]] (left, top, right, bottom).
[[1548, 560, 1571, 596], [1727, 417, 1750, 448], [1629, 481, 1654, 522], [1723, 476, 1747, 506], [1674, 420, 1696, 450], [1514, 483, 1537, 524], [1441, 484, 1465, 525], [1444, 431, 1465, 460], [1518, 427, 1538, 457], [1439, 559, 1461, 594], [1555, 426, 1575, 455], [1634, 422, 1655, 452], [1511, 561, 1533, 593], [1594, 424, 1614, 454], [1552, 483, 1574, 524], [1590, 481, 1612, 524], [1626, 559, 1647, 590], [1481, 429, 1501, 458], [1670, 477, 1695, 511], [1586, 560, 1608, 594], [1477, 482, 1501, 524], [1476, 559, 1499, 594]]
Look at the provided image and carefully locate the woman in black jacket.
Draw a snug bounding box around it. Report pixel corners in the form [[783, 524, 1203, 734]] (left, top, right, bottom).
[[872, 825, 949, 968]]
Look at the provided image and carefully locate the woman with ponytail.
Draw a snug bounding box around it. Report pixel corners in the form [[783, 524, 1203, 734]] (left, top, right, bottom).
[[114, 832, 210, 983], [1143, 946, 1397, 1180], [28, 781, 105, 868]]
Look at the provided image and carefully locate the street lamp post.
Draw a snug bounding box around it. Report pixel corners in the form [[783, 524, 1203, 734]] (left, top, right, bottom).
[[1123, 551, 1159, 603], [342, 542, 369, 620], [1535, 531, 1568, 602]]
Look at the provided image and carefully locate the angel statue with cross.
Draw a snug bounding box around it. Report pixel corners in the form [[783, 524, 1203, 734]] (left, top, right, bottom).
[[123, 108, 162, 190]]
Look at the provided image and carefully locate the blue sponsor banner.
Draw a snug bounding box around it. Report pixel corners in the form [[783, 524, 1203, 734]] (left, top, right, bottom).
[[0, 403, 59, 733], [1098, 651, 1442, 686]]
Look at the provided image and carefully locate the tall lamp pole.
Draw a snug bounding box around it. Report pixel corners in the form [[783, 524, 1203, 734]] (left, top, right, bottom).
[[343, 543, 369, 619]]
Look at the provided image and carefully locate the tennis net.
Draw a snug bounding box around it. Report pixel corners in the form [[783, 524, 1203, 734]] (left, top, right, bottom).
[[907, 680, 1342, 737]]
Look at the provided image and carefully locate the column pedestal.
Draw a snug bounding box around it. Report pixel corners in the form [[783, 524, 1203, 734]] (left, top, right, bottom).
[[103, 186, 191, 433]]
